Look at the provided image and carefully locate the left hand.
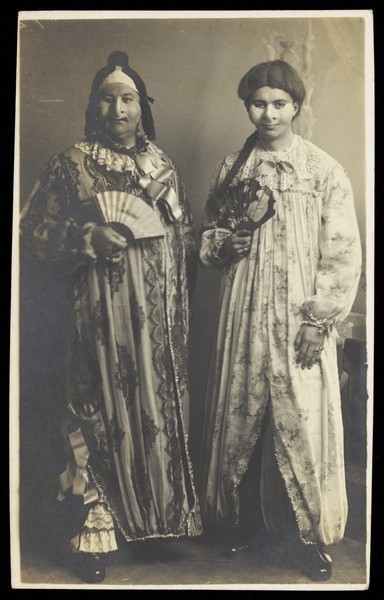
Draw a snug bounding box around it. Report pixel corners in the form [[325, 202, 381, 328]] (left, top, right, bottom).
[[91, 225, 127, 263], [294, 324, 325, 369]]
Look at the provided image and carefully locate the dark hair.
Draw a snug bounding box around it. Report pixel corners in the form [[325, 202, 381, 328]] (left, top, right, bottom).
[[215, 131, 258, 200], [215, 61, 305, 202], [238, 59, 306, 118], [84, 51, 156, 140]]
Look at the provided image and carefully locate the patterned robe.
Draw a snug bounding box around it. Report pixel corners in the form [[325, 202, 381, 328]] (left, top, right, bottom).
[[199, 134, 361, 545], [20, 137, 202, 551]]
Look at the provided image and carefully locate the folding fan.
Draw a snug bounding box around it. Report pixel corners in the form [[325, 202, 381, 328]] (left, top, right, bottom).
[[219, 179, 275, 232], [95, 191, 165, 241]]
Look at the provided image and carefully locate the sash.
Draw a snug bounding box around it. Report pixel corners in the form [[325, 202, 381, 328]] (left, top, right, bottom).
[[57, 428, 99, 505]]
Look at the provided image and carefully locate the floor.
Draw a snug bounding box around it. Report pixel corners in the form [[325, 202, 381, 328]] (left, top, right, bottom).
[[14, 532, 368, 591]]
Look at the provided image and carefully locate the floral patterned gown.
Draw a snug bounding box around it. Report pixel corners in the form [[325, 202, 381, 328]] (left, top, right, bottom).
[[199, 134, 361, 545], [20, 137, 202, 552]]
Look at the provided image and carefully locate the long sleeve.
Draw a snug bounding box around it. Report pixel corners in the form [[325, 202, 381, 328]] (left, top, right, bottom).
[[20, 155, 97, 266], [301, 162, 362, 328], [199, 159, 233, 269]]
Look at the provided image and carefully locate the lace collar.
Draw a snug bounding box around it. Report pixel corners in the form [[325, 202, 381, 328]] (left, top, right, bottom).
[[75, 138, 165, 174], [247, 135, 312, 192]]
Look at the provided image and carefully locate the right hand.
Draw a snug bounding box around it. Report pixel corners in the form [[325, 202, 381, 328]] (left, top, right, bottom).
[[91, 226, 127, 263], [222, 229, 252, 260]]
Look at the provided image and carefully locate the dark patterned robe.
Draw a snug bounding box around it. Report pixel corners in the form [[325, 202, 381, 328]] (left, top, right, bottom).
[[20, 138, 202, 549]]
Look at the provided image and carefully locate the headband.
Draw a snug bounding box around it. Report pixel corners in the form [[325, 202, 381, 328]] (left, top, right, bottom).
[[99, 66, 139, 94]]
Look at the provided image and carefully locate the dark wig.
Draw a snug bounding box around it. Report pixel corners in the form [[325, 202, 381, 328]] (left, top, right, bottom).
[[84, 51, 156, 140], [238, 60, 306, 118]]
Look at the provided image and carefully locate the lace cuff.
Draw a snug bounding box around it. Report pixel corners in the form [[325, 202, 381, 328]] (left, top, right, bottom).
[[79, 222, 98, 261], [301, 312, 333, 335], [199, 227, 232, 268]]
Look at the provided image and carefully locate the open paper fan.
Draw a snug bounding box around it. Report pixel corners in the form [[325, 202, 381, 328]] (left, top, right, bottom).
[[95, 191, 165, 241]]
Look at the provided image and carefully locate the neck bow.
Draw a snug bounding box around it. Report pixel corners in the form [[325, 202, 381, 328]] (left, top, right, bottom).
[[134, 153, 182, 222], [256, 159, 295, 192]]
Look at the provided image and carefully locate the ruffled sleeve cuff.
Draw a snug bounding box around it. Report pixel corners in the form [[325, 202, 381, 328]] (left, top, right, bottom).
[[301, 311, 334, 335], [199, 227, 232, 268], [79, 222, 98, 261]]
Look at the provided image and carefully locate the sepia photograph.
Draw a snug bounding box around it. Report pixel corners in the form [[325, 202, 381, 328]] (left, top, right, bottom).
[[11, 9, 374, 590]]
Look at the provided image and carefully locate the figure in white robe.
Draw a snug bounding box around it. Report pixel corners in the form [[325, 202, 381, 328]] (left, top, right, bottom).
[[198, 61, 361, 581]]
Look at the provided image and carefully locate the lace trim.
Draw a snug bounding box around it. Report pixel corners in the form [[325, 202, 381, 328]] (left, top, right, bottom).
[[222, 135, 324, 193], [302, 313, 332, 334], [87, 463, 202, 542], [74, 139, 164, 173], [80, 222, 97, 260], [78, 529, 118, 553], [211, 230, 231, 262], [199, 228, 232, 269], [75, 502, 118, 553]]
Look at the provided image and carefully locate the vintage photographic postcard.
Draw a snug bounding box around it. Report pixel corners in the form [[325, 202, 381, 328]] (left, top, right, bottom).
[[11, 9, 374, 591]]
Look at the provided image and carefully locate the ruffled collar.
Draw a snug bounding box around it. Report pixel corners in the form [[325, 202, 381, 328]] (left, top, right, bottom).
[[75, 137, 165, 174], [75, 136, 183, 222]]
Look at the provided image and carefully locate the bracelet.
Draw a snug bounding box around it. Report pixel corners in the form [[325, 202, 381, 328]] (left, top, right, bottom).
[[302, 314, 329, 335]]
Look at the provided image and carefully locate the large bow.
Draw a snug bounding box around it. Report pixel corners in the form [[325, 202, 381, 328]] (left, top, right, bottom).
[[135, 153, 182, 222], [57, 428, 99, 505]]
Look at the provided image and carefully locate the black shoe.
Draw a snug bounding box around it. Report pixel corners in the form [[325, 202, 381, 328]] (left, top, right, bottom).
[[293, 541, 332, 581], [67, 551, 106, 583]]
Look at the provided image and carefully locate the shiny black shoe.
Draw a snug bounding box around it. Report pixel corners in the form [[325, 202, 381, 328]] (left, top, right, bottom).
[[67, 551, 107, 583], [293, 541, 332, 581]]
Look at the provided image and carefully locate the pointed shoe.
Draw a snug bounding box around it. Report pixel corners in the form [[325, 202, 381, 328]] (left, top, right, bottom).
[[294, 541, 332, 581]]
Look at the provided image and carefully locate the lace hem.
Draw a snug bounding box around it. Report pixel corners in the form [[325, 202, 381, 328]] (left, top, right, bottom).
[[78, 529, 118, 553], [75, 502, 118, 553]]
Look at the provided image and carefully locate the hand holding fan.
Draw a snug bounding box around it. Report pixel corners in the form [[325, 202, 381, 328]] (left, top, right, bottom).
[[95, 192, 165, 241]]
